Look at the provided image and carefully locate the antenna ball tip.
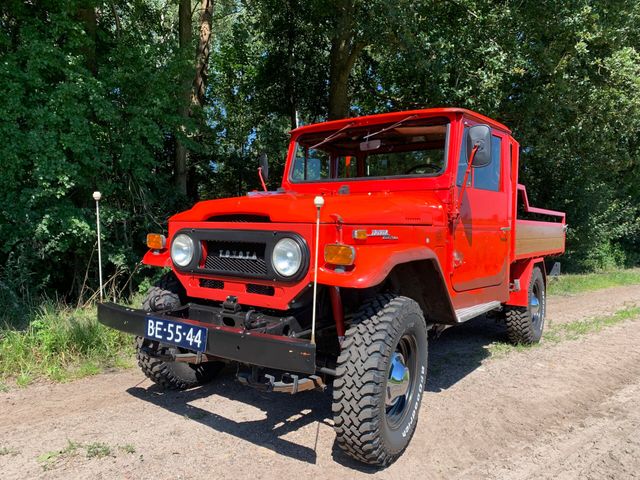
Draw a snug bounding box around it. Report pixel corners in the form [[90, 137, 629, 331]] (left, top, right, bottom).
[[314, 196, 325, 208], [93, 191, 102, 201]]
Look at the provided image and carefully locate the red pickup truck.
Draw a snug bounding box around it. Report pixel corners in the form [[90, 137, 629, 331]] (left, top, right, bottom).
[[98, 108, 565, 466]]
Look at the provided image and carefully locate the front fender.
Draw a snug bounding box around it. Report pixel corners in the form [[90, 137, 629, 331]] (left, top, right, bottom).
[[317, 245, 442, 288], [142, 249, 172, 268]]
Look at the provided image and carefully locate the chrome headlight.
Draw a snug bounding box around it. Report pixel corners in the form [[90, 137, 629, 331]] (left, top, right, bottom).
[[272, 238, 302, 277], [171, 233, 195, 267]]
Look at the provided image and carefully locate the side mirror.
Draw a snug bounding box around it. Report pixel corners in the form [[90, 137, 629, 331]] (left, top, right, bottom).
[[466, 125, 492, 168], [258, 153, 269, 181]]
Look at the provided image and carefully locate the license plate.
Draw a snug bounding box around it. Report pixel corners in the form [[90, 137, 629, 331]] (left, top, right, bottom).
[[145, 317, 208, 353]]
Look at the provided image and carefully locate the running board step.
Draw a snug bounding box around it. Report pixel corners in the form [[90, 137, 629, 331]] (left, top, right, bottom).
[[455, 301, 501, 323]]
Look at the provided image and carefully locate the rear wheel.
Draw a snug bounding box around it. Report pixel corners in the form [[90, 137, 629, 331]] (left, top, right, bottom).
[[504, 266, 546, 345], [332, 294, 428, 466], [136, 273, 223, 390]]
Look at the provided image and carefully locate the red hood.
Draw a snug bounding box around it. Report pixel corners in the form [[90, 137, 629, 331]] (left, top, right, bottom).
[[170, 190, 447, 225]]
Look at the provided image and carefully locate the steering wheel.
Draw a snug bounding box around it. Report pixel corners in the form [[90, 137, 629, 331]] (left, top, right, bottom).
[[404, 163, 441, 175]]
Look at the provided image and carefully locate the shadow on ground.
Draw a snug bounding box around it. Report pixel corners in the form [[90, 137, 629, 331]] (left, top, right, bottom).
[[128, 369, 332, 465], [128, 316, 506, 468], [427, 315, 507, 392]]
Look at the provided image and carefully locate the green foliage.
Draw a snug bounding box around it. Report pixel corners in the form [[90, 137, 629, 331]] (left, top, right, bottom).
[[0, 0, 187, 306], [547, 269, 640, 295], [0, 302, 134, 385]]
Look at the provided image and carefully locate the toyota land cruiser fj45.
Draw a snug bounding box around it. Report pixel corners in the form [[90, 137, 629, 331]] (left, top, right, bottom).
[[98, 108, 565, 466]]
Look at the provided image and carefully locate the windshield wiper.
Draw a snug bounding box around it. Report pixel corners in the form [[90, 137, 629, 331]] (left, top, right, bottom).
[[362, 114, 418, 141], [310, 122, 356, 150]]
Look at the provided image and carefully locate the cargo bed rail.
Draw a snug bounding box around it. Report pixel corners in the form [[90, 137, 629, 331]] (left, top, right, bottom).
[[514, 184, 566, 260]]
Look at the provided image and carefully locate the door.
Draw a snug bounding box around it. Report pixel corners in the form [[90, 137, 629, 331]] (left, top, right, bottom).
[[452, 127, 511, 292]]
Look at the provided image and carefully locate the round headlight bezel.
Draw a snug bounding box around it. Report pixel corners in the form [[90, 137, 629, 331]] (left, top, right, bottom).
[[271, 237, 303, 278], [171, 233, 195, 268]]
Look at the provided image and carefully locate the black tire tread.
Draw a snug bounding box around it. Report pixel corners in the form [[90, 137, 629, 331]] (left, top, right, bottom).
[[332, 294, 427, 466], [504, 307, 534, 344], [136, 337, 202, 390], [136, 272, 221, 390], [504, 266, 545, 345]]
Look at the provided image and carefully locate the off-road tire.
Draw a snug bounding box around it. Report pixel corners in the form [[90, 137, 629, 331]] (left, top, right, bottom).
[[332, 294, 428, 466], [141, 273, 184, 312], [136, 273, 223, 390], [504, 266, 546, 345]]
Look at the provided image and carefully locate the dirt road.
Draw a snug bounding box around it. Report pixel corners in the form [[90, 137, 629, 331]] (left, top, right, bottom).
[[2, 285, 640, 480]]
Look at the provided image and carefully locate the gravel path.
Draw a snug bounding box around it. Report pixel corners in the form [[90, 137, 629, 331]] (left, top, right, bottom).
[[1, 285, 640, 479]]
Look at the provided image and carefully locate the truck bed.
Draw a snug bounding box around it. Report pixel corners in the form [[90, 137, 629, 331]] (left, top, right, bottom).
[[514, 185, 566, 260]]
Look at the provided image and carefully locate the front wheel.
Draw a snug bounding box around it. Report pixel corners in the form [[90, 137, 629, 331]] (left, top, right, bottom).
[[137, 273, 223, 390], [332, 294, 428, 466]]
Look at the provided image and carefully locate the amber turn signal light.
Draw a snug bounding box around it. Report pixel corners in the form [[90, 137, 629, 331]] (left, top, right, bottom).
[[324, 244, 356, 266], [146, 233, 166, 250]]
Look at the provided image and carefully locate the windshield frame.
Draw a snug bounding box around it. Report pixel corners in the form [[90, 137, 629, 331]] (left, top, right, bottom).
[[287, 118, 451, 184]]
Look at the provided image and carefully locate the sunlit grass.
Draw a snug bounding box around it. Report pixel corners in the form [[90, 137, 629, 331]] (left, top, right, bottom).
[[487, 305, 640, 356], [0, 302, 134, 387], [548, 268, 640, 296]]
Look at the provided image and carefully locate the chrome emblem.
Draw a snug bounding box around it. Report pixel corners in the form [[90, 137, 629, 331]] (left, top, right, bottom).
[[219, 250, 258, 260], [353, 229, 399, 241]]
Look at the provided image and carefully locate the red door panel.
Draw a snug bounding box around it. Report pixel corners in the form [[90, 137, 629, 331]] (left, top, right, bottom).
[[452, 131, 510, 292]]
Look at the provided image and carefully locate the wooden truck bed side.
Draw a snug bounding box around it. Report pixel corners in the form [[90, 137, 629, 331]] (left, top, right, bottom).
[[514, 184, 566, 260]]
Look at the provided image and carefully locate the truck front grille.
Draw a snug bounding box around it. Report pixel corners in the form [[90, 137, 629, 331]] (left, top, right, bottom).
[[173, 228, 307, 282], [204, 241, 268, 277]]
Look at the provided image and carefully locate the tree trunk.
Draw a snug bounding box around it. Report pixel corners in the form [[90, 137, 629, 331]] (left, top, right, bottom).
[[286, 0, 298, 130], [175, 0, 215, 197], [193, 0, 214, 107], [77, 6, 97, 75], [327, 0, 364, 120], [175, 0, 192, 197]]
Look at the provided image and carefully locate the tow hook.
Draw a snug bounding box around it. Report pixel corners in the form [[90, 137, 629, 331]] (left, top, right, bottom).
[[236, 367, 325, 394]]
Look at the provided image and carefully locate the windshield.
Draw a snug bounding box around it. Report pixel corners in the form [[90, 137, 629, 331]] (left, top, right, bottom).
[[290, 118, 449, 182]]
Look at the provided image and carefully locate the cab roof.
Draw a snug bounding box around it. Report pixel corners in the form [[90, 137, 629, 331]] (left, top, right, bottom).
[[290, 107, 511, 136]]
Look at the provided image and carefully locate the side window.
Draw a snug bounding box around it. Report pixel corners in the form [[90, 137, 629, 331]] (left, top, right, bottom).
[[473, 136, 501, 191], [456, 128, 502, 191]]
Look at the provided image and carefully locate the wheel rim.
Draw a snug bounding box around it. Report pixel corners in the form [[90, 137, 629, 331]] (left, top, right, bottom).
[[531, 283, 543, 327], [385, 334, 417, 428]]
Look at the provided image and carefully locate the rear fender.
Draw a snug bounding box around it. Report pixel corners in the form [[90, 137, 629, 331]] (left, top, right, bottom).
[[507, 258, 546, 307]]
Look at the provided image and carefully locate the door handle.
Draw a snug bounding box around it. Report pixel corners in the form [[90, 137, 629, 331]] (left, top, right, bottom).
[[500, 227, 511, 232]]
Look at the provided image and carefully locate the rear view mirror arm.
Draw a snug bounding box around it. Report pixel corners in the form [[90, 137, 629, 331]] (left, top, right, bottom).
[[453, 145, 478, 222]]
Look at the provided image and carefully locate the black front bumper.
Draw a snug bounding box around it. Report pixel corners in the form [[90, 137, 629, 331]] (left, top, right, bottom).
[[97, 302, 316, 374]]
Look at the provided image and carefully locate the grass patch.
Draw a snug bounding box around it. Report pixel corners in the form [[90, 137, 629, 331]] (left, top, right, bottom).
[[118, 444, 136, 454], [38, 440, 81, 465], [37, 440, 134, 470], [548, 268, 640, 296], [0, 446, 19, 456], [488, 305, 640, 356], [86, 442, 112, 459], [550, 306, 640, 340], [0, 302, 134, 387]]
